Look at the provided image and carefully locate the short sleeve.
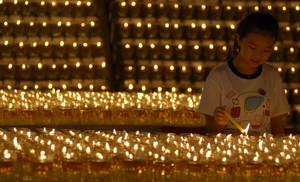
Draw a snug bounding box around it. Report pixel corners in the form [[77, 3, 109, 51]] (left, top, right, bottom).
[[271, 73, 290, 118], [197, 73, 222, 116]]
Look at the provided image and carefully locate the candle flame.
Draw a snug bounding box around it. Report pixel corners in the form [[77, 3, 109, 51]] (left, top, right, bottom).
[[205, 150, 211, 158], [244, 123, 250, 135]]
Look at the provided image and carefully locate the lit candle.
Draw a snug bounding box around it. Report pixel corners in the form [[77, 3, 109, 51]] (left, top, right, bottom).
[[224, 112, 245, 134]]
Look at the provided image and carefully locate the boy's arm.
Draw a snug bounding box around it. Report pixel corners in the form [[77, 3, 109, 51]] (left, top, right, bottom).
[[271, 114, 288, 137], [205, 114, 227, 134]]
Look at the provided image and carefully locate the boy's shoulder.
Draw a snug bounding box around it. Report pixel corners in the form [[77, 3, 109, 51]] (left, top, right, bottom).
[[263, 63, 280, 73], [212, 61, 229, 71]]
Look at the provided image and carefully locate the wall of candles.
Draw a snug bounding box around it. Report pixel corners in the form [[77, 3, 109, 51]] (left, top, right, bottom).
[[0, 1, 300, 179], [109, 0, 300, 130], [0, 0, 111, 91], [0, 0, 300, 130], [0, 127, 299, 181], [0, 90, 203, 126]]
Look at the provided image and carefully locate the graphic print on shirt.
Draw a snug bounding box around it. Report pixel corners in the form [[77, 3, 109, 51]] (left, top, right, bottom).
[[229, 89, 270, 133]]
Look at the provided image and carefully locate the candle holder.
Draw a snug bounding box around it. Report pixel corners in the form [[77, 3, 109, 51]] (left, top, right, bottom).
[[0, 149, 18, 181], [121, 44, 134, 60], [174, 44, 187, 60], [225, 25, 236, 41], [186, 24, 198, 40], [289, 159, 300, 181], [215, 157, 237, 181], [132, 22, 145, 38], [148, 43, 161, 60], [87, 150, 112, 180], [160, 45, 173, 60], [202, 44, 216, 61], [79, 44, 92, 58], [14, 44, 29, 58], [136, 43, 148, 60], [264, 157, 289, 182], [28, 43, 40, 58], [145, 23, 157, 39], [238, 154, 264, 181], [123, 63, 136, 80], [0, 43, 14, 58], [143, 3, 155, 18], [198, 24, 211, 40], [156, 3, 169, 18], [182, 4, 195, 19], [137, 62, 150, 80], [216, 45, 230, 61], [171, 24, 183, 39], [291, 6, 300, 22], [210, 5, 222, 20], [269, 46, 284, 62], [187, 156, 216, 181], [118, 155, 148, 181], [286, 67, 300, 82], [58, 64, 71, 80], [289, 89, 300, 105], [76, 23, 89, 38], [152, 157, 177, 181], [44, 64, 60, 80], [16, 64, 31, 80], [169, 4, 181, 19], [128, 2, 141, 17], [81, 64, 95, 79], [117, 23, 131, 39], [178, 65, 192, 82], [158, 24, 171, 39], [195, 5, 209, 19], [235, 5, 249, 19], [286, 47, 299, 62], [223, 5, 236, 20], [294, 26, 300, 41], [39, 44, 53, 59], [64, 23, 77, 37], [31, 149, 55, 181], [279, 26, 293, 41], [192, 65, 206, 82], [212, 24, 225, 40], [163, 63, 176, 81], [188, 45, 202, 60], [276, 6, 291, 22], [62, 152, 84, 181], [115, 1, 128, 17]]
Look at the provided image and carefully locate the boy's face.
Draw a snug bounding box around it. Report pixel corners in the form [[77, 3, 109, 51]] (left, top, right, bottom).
[[237, 32, 276, 68]]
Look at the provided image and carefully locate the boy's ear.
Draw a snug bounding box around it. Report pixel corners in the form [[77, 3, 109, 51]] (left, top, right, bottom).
[[235, 33, 241, 46]]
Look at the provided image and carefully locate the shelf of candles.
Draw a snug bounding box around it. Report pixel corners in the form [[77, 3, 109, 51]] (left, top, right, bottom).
[[0, 89, 204, 126], [0, 127, 300, 181]]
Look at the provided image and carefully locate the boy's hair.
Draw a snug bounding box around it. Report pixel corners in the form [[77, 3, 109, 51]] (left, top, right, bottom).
[[234, 12, 279, 55]]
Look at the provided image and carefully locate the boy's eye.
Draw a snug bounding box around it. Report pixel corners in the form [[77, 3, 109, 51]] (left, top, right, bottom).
[[264, 50, 272, 53]]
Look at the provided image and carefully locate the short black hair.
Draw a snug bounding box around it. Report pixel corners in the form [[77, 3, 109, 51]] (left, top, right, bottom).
[[237, 12, 279, 40], [234, 12, 279, 55]]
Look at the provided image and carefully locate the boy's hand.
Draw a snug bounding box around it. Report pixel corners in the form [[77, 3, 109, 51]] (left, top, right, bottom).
[[213, 106, 229, 126]]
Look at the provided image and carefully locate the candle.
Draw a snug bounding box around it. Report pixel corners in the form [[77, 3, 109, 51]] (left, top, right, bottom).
[[224, 112, 245, 134]]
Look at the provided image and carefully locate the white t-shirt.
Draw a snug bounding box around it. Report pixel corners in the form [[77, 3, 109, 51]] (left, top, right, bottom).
[[198, 59, 290, 135]]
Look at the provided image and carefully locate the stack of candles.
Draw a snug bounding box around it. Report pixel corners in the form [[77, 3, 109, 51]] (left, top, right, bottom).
[[0, 128, 299, 181], [0, 89, 204, 126]]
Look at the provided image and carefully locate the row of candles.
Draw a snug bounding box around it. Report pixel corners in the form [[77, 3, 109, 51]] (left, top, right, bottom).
[[1, 21, 100, 38], [116, 21, 298, 41], [0, 90, 204, 126], [0, 127, 300, 181], [2, 89, 300, 126], [0, 0, 95, 14], [120, 42, 300, 61], [115, 1, 299, 21]]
